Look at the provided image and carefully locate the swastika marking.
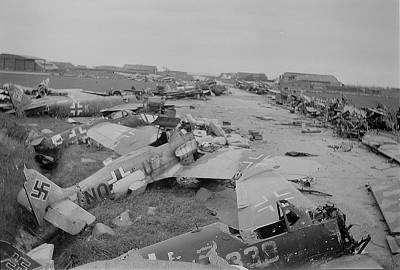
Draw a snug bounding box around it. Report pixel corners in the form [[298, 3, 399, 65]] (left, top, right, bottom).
[[30, 180, 51, 201]]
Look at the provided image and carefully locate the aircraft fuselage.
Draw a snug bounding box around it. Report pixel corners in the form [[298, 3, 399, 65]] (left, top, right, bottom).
[[136, 218, 344, 269], [27, 94, 137, 117]]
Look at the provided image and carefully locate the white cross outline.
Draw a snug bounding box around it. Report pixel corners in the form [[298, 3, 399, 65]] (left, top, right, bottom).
[[51, 134, 63, 146], [70, 101, 83, 116], [78, 127, 87, 134], [68, 127, 87, 139], [148, 253, 156, 260], [119, 130, 136, 139], [254, 191, 294, 213], [107, 167, 131, 185], [240, 153, 269, 169], [69, 129, 77, 139]]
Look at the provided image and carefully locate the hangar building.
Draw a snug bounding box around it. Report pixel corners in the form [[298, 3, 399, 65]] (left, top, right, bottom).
[[278, 72, 342, 91], [0, 53, 49, 72]]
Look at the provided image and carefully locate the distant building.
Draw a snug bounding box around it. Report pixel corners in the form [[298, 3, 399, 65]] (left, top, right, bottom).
[[237, 72, 268, 81], [278, 72, 341, 91], [52, 62, 75, 72], [123, 64, 157, 75], [158, 70, 192, 80], [95, 65, 121, 71], [219, 73, 236, 80], [38, 62, 59, 71], [0, 53, 47, 72]]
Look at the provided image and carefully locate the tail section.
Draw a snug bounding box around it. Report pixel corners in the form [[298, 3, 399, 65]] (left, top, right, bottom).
[[7, 84, 32, 116], [20, 166, 65, 226], [0, 240, 54, 270], [18, 166, 96, 235], [0, 241, 41, 270]]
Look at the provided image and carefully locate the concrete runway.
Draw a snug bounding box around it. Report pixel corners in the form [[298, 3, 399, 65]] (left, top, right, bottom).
[[174, 88, 400, 269]]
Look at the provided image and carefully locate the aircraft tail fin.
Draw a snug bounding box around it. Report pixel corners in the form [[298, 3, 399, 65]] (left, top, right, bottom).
[[0, 240, 42, 270], [20, 166, 95, 235], [21, 166, 64, 226], [6, 84, 32, 115]]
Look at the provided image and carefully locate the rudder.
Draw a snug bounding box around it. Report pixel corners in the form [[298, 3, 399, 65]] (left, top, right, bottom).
[[21, 166, 65, 226], [6, 84, 32, 116]]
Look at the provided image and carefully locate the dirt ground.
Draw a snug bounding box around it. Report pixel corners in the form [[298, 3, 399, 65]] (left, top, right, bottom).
[[173, 88, 400, 269], [7, 87, 399, 269]]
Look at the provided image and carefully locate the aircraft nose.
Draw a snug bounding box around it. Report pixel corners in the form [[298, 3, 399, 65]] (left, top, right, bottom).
[[17, 188, 31, 211]]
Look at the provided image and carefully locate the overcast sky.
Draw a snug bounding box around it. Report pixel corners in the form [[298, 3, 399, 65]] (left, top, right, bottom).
[[0, 0, 398, 87]]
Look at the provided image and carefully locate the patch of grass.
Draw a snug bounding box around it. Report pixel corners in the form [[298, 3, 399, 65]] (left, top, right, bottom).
[[44, 144, 112, 188], [0, 113, 30, 142], [54, 182, 217, 268], [0, 113, 38, 242]]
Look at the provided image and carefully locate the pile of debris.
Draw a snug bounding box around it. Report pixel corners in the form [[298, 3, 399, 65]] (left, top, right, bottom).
[[276, 91, 399, 139]]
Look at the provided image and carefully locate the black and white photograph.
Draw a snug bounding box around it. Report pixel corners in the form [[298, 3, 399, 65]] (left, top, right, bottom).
[[0, 0, 399, 269]]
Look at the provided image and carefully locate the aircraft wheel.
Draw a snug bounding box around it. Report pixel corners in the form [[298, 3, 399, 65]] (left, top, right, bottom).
[[176, 177, 199, 188]]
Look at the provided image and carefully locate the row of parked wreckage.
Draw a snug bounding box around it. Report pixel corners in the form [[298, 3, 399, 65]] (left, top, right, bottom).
[[1, 83, 384, 270], [0, 78, 228, 114], [274, 91, 400, 259], [275, 92, 400, 162]]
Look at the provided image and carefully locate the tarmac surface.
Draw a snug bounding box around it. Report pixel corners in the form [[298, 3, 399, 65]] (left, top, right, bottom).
[[173, 87, 400, 269]]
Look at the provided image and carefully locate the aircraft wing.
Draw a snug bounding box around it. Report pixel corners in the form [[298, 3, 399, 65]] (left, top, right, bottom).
[[100, 103, 143, 115], [20, 102, 48, 112], [81, 90, 110, 96], [174, 148, 271, 180], [87, 123, 159, 155], [236, 166, 316, 231]]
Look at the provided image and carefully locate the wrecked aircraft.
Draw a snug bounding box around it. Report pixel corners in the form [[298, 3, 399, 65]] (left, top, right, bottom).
[[0, 240, 54, 270], [154, 84, 210, 100], [17, 124, 268, 235], [5, 83, 141, 117], [123, 166, 370, 269]]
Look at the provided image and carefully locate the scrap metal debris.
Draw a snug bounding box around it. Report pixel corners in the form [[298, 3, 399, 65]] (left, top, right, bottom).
[[301, 128, 321, 134], [92, 223, 116, 238], [297, 188, 332, 197], [288, 176, 315, 187], [248, 130, 263, 140], [285, 151, 318, 157], [370, 181, 400, 234], [112, 210, 133, 227], [275, 90, 398, 140], [362, 133, 400, 164], [328, 142, 353, 152], [386, 235, 400, 255]]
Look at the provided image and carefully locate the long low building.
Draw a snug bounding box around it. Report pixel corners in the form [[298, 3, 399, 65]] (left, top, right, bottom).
[[0, 53, 48, 72], [278, 72, 342, 91], [123, 64, 157, 75]]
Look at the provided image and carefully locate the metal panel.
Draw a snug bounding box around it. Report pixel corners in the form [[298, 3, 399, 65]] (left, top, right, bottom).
[[371, 181, 400, 234]]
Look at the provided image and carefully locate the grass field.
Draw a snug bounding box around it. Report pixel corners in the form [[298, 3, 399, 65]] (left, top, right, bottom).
[[54, 183, 217, 268], [0, 112, 217, 268], [0, 114, 37, 243], [0, 72, 155, 92]]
